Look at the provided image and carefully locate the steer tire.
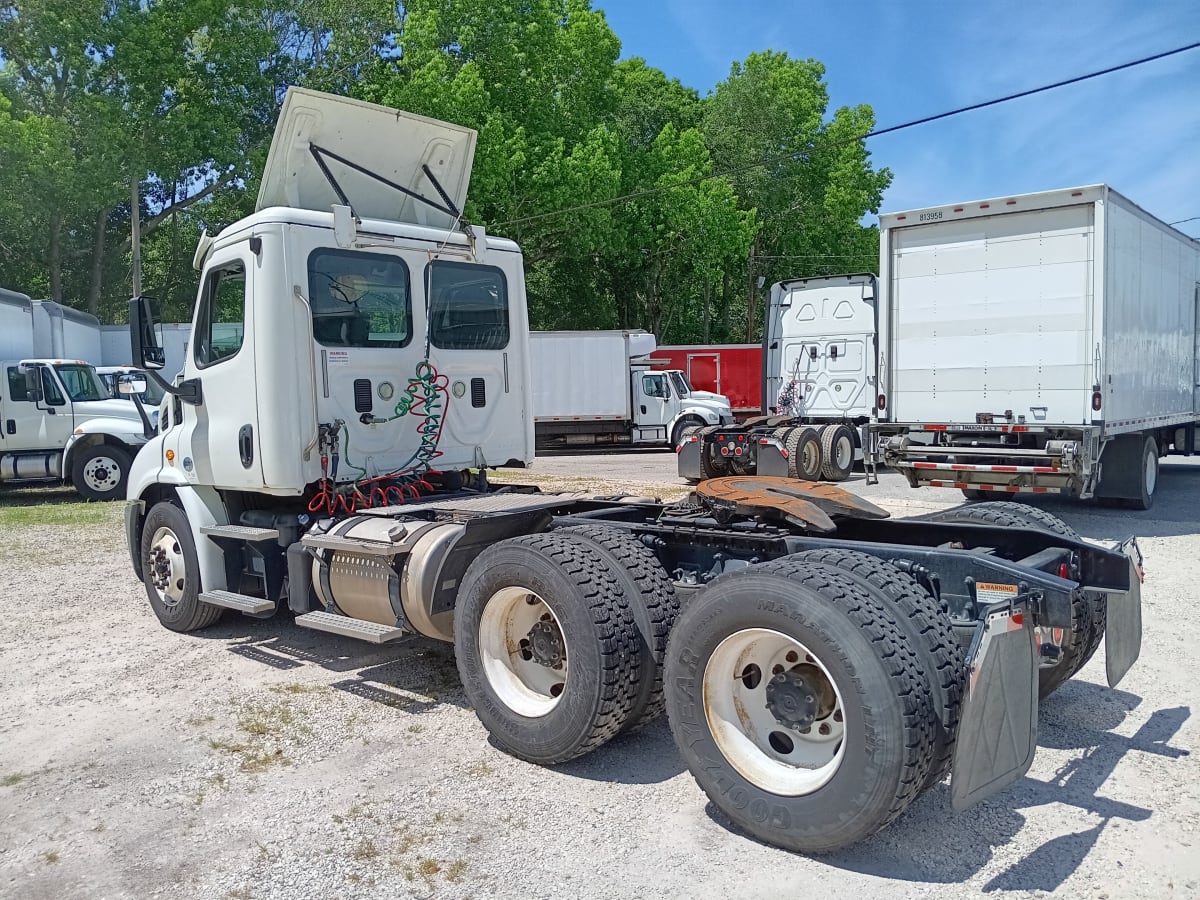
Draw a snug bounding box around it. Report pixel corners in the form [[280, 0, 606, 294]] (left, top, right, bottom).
[[454, 532, 641, 765], [664, 558, 937, 854], [794, 549, 963, 790], [557, 525, 680, 732], [922, 502, 1104, 698], [819, 424, 856, 482], [141, 501, 223, 633], [785, 426, 823, 481], [72, 444, 132, 501]]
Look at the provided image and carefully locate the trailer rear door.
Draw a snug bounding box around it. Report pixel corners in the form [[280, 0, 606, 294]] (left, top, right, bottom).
[[887, 205, 1094, 423]]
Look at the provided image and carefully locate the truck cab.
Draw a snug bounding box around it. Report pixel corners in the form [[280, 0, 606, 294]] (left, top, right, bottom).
[[126, 88, 534, 596], [634, 367, 732, 444], [0, 358, 151, 498]]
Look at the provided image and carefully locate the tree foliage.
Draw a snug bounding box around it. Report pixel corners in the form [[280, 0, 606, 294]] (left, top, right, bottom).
[[0, 1, 889, 344]]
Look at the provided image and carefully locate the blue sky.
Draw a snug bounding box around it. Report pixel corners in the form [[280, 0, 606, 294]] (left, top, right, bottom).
[[594, 0, 1200, 237]]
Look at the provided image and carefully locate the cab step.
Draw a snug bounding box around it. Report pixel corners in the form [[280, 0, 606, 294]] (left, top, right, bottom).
[[294, 611, 408, 643], [201, 524, 280, 542], [199, 590, 276, 614]]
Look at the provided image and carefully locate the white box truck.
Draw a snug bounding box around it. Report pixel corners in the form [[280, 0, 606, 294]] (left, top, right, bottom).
[[871, 184, 1200, 509], [1, 288, 155, 499], [530, 329, 733, 448]]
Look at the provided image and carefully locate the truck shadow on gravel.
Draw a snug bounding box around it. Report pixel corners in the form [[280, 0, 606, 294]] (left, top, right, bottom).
[[705, 681, 1189, 888], [194, 614, 473, 714]]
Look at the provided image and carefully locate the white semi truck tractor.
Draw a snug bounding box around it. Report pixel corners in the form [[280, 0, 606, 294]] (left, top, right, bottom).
[[124, 89, 1146, 854]]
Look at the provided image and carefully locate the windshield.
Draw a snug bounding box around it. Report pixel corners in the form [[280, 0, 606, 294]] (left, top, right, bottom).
[[54, 364, 109, 402], [669, 372, 692, 396]]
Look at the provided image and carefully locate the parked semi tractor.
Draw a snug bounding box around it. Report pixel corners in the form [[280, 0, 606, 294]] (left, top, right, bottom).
[[123, 89, 1145, 854], [531, 329, 733, 449], [0, 288, 154, 499], [677, 273, 877, 483], [870, 185, 1200, 509]]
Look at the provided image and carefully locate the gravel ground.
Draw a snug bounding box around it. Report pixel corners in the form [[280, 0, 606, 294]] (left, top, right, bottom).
[[1, 460, 1198, 900]]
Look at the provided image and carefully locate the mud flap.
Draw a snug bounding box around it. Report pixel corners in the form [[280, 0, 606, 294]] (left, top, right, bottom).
[[755, 439, 789, 478], [677, 437, 702, 481], [1106, 537, 1143, 688], [950, 601, 1038, 811]]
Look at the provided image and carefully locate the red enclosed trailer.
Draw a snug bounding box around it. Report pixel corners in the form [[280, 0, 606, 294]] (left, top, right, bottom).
[[655, 344, 762, 418]]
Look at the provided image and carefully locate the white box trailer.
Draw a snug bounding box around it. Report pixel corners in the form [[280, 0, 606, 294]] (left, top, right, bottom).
[[872, 184, 1200, 508], [530, 330, 733, 447]]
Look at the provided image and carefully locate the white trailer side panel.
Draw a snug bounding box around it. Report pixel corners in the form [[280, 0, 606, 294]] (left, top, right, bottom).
[[1101, 193, 1200, 431], [531, 331, 630, 421], [887, 204, 1095, 423], [0, 291, 33, 359]]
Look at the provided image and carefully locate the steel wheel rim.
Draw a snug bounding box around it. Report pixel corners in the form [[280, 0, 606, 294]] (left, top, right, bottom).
[[1145, 446, 1157, 496], [478, 587, 568, 718], [804, 440, 821, 475], [703, 628, 846, 795], [835, 434, 853, 470], [147, 525, 187, 607], [83, 454, 122, 492]]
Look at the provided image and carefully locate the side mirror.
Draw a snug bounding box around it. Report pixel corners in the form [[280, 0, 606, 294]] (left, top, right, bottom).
[[129, 295, 166, 370], [118, 375, 148, 396], [22, 367, 43, 402], [127, 295, 203, 406]]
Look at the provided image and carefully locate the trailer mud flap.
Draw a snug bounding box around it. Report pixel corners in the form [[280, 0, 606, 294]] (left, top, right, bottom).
[[1106, 538, 1143, 688], [950, 602, 1038, 811], [755, 439, 789, 477], [677, 437, 702, 481]]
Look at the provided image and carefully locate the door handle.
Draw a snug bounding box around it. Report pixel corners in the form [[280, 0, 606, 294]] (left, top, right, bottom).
[[238, 424, 254, 469]]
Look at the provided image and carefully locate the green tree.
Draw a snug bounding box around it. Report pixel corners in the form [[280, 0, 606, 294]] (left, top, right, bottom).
[[703, 51, 891, 340]]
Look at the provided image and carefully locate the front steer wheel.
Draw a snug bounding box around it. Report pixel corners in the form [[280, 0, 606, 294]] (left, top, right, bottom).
[[71, 444, 131, 501], [141, 501, 223, 632], [454, 533, 642, 765], [665, 559, 938, 854]]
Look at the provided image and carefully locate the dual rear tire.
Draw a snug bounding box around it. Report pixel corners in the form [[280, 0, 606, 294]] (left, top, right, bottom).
[[454, 529, 679, 764]]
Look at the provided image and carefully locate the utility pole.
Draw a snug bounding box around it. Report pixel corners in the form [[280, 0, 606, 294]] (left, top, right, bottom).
[[131, 177, 142, 296]]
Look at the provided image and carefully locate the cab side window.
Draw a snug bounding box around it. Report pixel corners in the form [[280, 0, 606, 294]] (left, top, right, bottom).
[[642, 374, 669, 398], [4, 366, 63, 404], [40, 368, 64, 405], [195, 263, 247, 368], [7, 367, 29, 401]]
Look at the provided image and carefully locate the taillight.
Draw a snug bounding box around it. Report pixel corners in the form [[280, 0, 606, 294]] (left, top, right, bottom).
[[1058, 562, 1070, 579], [1091, 390, 1102, 411], [877, 393, 887, 410]]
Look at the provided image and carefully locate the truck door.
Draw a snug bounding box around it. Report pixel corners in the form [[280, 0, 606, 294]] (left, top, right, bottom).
[[177, 247, 262, 488], [1194, 284, 1199, 413], [2, 364, 73, 450], [634, 372, 672, 436]]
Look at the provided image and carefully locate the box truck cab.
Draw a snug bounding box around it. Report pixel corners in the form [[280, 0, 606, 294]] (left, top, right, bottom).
[[0, 356, 153, 499]]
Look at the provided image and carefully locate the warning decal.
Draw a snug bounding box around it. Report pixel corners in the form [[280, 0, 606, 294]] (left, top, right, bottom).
[[976, 582, 1019, 603]]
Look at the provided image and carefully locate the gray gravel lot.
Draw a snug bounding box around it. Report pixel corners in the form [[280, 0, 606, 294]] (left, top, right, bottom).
[[1, 459, 1198, 899]]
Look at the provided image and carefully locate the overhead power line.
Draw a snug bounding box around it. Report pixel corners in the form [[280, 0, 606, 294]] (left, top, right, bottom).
[[492, 40, 1200, 230], [1169, 216, 1199, 226]]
